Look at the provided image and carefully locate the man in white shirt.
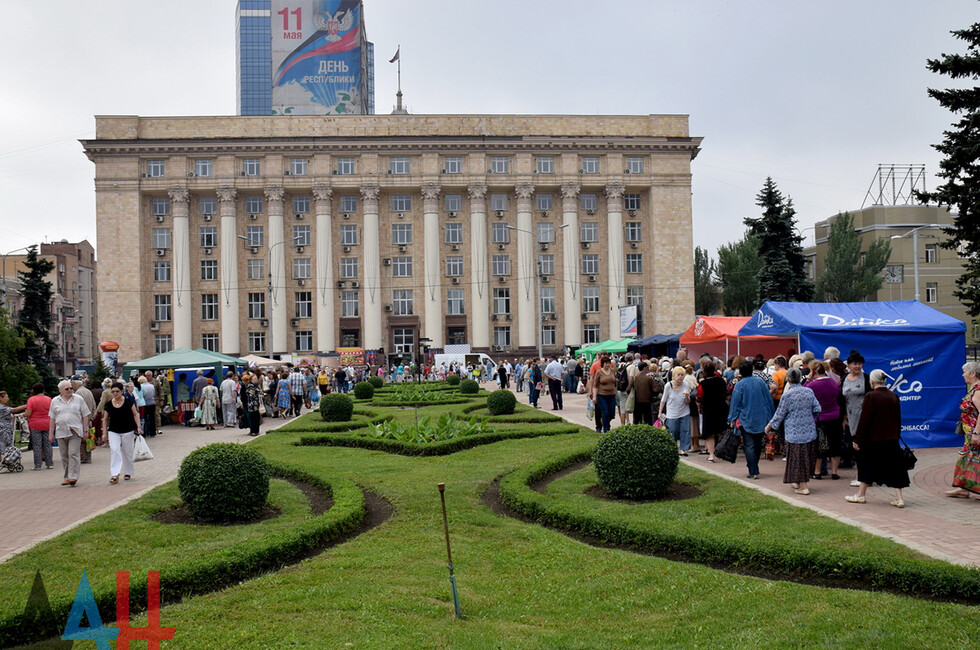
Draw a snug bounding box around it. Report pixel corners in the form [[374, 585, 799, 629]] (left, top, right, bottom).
[[544, 355, 565, 411], [49, 380, 91, 486], [220, 372, 238, 427]]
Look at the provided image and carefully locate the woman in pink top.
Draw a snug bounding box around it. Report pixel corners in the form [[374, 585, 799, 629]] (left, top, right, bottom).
[[24, 382, 53, 470], [806, 361, 843, 480]]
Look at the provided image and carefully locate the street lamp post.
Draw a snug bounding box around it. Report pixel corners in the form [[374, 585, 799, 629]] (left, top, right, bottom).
[[1, 246, 33, 310], [505, 224, 568, 359], [238, 233, 303, 358], [891, 226, 941, 302]]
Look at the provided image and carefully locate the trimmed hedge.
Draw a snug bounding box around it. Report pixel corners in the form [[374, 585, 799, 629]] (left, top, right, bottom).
[[459, 379, 479, 394], [594, 424, 678, 499], [498, 448, 980, 602], [178, 443, 271, 522], [446, 374, 461, 386], [274, 411, 386, 433], [370, 396, 472, 407], [487, 390, 517, 415], [368, 376, 384, 389], [353, 381, 375, 399], [320, 393, 354, 421], [0, 463, 367, 648]]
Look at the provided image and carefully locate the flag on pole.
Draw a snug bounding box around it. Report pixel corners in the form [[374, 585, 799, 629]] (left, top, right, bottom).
[[389, 47, 400, 63]]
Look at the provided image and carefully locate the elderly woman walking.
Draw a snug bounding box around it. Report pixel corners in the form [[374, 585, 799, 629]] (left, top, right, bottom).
[[48, 380, 91, 486], [765, 367, 821, 495], [24, 383, 53, 470], [947, 361, 980, 499]]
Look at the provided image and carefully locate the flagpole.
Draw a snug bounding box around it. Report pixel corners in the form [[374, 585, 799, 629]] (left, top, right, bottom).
[[397, 43, 402, 95]]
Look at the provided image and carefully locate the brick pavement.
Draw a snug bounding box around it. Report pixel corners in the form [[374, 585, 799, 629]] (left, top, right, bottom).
[[0, 414, 287, 563]]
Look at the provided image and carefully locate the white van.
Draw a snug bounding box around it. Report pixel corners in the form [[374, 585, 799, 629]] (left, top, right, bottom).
[[433, 353, 498, 373]]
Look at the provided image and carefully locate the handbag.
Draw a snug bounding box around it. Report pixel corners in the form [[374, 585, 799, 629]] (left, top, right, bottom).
[[816, 422, 830, 456], [952, 444, 980, 492], [132, 435, 154, 462], [625, 389, 636, 413], [577, 380, 586, 394], [586, 397, 595, 421], [194, 407, 203, 420], [898, 436, 917, 471], [715, 428, 739, 464], [535, 382, 545, 391]]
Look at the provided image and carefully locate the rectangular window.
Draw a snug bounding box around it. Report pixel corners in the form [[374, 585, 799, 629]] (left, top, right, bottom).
[[152, 228, 171, 249], [444, 156, 462, 174], [194, 159, 212, 177], [926, 282, 938, 303], [295, 331, 313, 352], [626, 253, 643, 274], [581, 156, 599, 174], [392, 223, 412, 245], [153, 295, 172, 321], [581, 254, 599, 274], [247, 293, 266, 319], [293, 258, 311, 279], [580, 194, 598, 212], [245, 196, 263, 214], [492, 255, 511, 276], [624, 194, 641, 211], [246, 226, 264, 247], [337, 157, 356, 175], [340, 224, 358, 245], [389, 157, 411, 175], [537, 222, 555, 243], [536, 194, 553, 212], [242, 158, 260, 176], [393, 328, 414, 354], [444, 194, 462, 211], [538, 254, 554, 275], [152, 198, 170, 216], [289, 158, 308, 176], [540, 287, 556, 314], [536, 156, 554, 174], [340, 257, 358, 278], [248, 332, 266, 353], [200, 227, 217, 247], [201, 333, 219, 352], [153, 261, 171, 282], [200, 197, 217, 216], [625, 222, 642, 241], [541, 325, 556, 347], [341, 291, 358, 317], [295, 291, 312, 318], [627, 286, 644, 306], [293, 196, 310, 214], [391, 195, 412, 212], [146, 160, 164, 177], [491, 156, 509, 174], [200, 259, 218, 281], [491, 194, 509, 212], [447, 288, 465, 315], [339, 195, 357, 213], [581, 222, 598, 242], [491, 222, 510, 244], [293, 225, 311, 246], [446, 256, 464, 276], [247, 259, 265, 280], [583, 286, 600, 313], [493, 326, 511, 348], [925, 244, 938, 264], [154, 334, 173, 354], [445, 223, 462, 244], [341, 330, 360, 348], [493, 288, 511, 315], [201, 293, 218, 321], [393, 289, 414, 315], [392, 256, 413, 277], [448, 327, 466, 345], [626, 156, 644, 174], [583, 324, 600, 345]]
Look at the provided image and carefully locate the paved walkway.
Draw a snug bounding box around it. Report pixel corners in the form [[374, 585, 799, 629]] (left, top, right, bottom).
[[0, 415, 286, 562], [536, 389, 980, 567]]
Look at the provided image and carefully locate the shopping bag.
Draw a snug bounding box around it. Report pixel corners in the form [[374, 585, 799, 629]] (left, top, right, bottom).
[[816, 423, 830, 456], [952, 445, 980, 492], [577, 380, 586, 395], [132, 435, 154, 462], [586, 397, 595, 421], [715, 428, 739, 464], [194, 407, 203, 421]]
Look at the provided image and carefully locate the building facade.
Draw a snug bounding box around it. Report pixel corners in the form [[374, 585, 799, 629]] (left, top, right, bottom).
[[82, 114, 700, 363], [805, 205, 973, 340]]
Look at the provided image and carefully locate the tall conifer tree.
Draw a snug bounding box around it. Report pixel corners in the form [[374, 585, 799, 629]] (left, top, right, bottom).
[[16, 247, 58, 391]]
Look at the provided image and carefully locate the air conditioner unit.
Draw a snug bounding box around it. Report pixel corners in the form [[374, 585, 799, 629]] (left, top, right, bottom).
[[203, 248, 212, 255], [384, 304, 393, 312], [140, 173, 147, 178], [581, 242, 591, 249], [587, 209, 596, 215], [588, 275, 597, 282], [441, 169, 447, 174], [540, 243, 549, 250], [383, 258, 391, 266], [342, 245, 351, 253], [202, 214, 212, 221], [582, 312, 589, 320], [497, 243, 506, 250], [343, 213, 351, 219], [488, 169, 494, 174], [337, 281, 347, 289], [296, 246, 305, 253], [450, 244, 459, 251], [540, 211, 548, 217], [188, 172, 196, 177], [290, 319, 299, 327], [250, 247, 259, 254], [398, 245, 407, 252], [624, 169, 631, 174], [397, 212, 405, 219], [448, 211, 457, 217], [154, 215, 164, 222], [260, 319, 269, 327], [578, 169, 584, 174], [332, 170, 339, 175], [297, 279, 306, 286], [351, 281, 360, 288], [495, 210, 505, 217], [629, 210, 637, 216], [541, 276, 550, 283], [149, 321, 159, 331], [493, 345, 504, 352], [491, 314, 498, 321], [630, 242, 639, 249], [505, 314, 512, 321], [295, 213, 304, 219], [451, 277, 460, 284], [498, 276, 506, 283], [551, 313, 557, 320], [155, 249, 166, 257], [249, 214, 258, 220], [284, 171, 291, 176]]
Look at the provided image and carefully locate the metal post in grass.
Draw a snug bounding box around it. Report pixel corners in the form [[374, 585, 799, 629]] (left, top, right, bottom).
[[437, 482, 463, 619]]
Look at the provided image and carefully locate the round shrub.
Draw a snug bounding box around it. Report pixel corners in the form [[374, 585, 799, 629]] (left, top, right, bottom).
[[319, 393, 354, 422], [353, 381, 375, 399], [177, 443, 270, 523], [487, 389, 517, 415], [593, 424, 679, 499], [459, 379, 479, 394], [446, 374, 461, 386], [368, 376, 384, 389]]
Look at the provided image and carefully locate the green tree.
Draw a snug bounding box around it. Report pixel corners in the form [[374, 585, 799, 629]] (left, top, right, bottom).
[[717, 233, 762, 316], [16, 246, 58, 391], [744, 178, 814, 303], [918, 22, 980, 315], [88, 354, 111, 389], [694, 246, 721, 315], [0, 308, 41, 403], [815, 212, 892, 302]]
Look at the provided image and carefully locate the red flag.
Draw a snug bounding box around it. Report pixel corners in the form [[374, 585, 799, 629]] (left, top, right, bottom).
[[389, 47, 400, 63]]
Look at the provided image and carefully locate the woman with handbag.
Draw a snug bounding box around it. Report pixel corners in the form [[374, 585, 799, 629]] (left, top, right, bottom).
[[765, 367, 821, 495], [805, 361, 844, 481], [198, 378, 220, 431], [696, 361, 728, 462], [101, 382, 141, 484], [658, 367, 691, 454], [845, 369, 909, 508], [244, 374, 263, 436], [947, 361, 980, 498], [590, 356, 619, 433]]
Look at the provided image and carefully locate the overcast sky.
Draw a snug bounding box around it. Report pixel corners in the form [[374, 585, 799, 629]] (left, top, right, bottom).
[[1, 0, 976, 259]]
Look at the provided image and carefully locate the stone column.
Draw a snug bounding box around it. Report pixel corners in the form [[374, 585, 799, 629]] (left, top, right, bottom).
[[265, 186, 287, 356], [313, 183, 335, 352], [515, 183, 536, 349], [168, 187, 192, 350], [217, 187, 239, 354], [560, 182, 582, 348], [468, 184, 490, 349], [421, 182, 444, 348], [605, 182, 626, 340], [360, 185, 382, 350]]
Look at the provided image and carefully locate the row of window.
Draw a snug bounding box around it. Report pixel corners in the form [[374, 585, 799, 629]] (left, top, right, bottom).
[[146, 156, 648, 179]]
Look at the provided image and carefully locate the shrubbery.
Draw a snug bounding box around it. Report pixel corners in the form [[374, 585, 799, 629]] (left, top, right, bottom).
[[487, 390, 517, 415], [368, 376, 384, 389], [593, 424, 678, 499], [459, 379, 479, 394], [177, 443, 270, 523], [353, 381, 375, 399], [320, 393, 354, 422], [446, 374, 461, 386]]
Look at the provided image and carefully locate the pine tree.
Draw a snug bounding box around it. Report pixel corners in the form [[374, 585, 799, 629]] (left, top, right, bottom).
[[815, 212, 892, 302], [716, 233, 762, 316], [16, 247, 58, 391], [694, 246, 721, 315], [744, 177, 814, 303], [918, 22, 980, 316], [0, 308, 41, 402]]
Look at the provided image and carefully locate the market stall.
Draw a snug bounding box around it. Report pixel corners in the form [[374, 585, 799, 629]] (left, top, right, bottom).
[[679, 316, 797, 362]]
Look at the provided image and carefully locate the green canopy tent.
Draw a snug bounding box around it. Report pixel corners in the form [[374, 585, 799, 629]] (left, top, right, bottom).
[[193, 348, 248, 370], [120, 348, 241, 379]]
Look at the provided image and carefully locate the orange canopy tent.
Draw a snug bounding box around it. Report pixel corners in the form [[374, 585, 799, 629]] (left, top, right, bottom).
[[679, 316, 797, 361]]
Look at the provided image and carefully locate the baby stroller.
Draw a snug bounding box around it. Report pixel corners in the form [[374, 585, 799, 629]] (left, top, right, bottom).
[[1, 446, 23, 473]]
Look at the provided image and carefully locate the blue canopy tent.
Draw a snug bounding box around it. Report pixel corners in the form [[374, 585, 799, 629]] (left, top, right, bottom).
[[739, 301, 966, 448], [627, 333, 682, 360]]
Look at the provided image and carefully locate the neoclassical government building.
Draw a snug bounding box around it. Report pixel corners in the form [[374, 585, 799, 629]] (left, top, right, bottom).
[[83, 114, 700, 362]]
